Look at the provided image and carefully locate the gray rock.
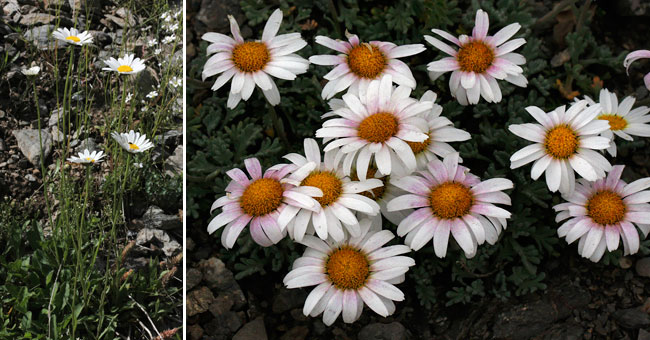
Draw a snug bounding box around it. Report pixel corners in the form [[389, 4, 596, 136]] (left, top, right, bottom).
[[134, 66, 159, 95], [24, 25, 58, 50], [188, 324, 204, 340], [20, 13, 56, 25], [164, 145, 182, 176], [75, 137, 98, 153], [233, 317, 267, 340], [614, 308, 650, 329], [636, 257, 650, 277], [199, 257, 246, 309], [12, 129, 52, 166], [209, 294, 234, 316], [88, 30, 112, 46], [50, 127, 65, 143], [280, 326, 309, 340], [272, 287, 307, 314], [205, 311, 243, 336], [359, 322, 407, 340], [135, 228, 181, 257], [639, 329, 650, 340], [155, 128, 182, 148], [142, 205, 181, 230], [3, 0, 19, 17], [186, 268, 202, 291], [186, 286, 214, 317], [48, 108, 64, 127]]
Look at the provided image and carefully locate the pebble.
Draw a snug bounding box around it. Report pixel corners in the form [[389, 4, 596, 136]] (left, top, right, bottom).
[[358, 322, 407, 340], [233, 317, 267, 340], [635, 257, 650, 277], [614, 308, 650, 329]]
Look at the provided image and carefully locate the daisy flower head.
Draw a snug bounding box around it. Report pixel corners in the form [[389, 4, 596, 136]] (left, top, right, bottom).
[[111, 130, 154, 153], [22, 66, 40, 76], [426, 9, 527, 105], [581, 88, 650, 157], [309, 31, 425, 100], [102, 54, 146, 75], [349, 166, 411, 227], [509, 100, 612, 195], [67, 149, 105, 164], [406, 90, 471, 170], [387, 152, 513, 258], [52, 27, 93, 46], [208, 158, 322, 248], [281, 139, 382, 242], [202, 8, 309, 109], [283, 220, 415, 325], [316, 74, 432, 181], [554, 165, 650, 262], [624, 49, 650, 91]]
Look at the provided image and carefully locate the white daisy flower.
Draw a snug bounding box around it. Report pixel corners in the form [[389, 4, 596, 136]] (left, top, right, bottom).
[[406, 90, 471, 170], [67, 149, 105, 164], [52, 27, 93, 46], [21, 66, 40, 76], [581, 88, 650, 156], [281, 139, 382, 242], [426, 9, 527, 105], [387, 153, 513, 258], [554, 165, 650, 262], [350, 167, 412, 227], [309, 31, 425, 100], [624, 49, 650, 91], [146, 91, 158, 99], [111, 130, 154, 153], [509, 100, 612, 195], [316, 74, 432, 181], [102, 54, 146, 75], [208, 158, 322, 248], [202, 8, 309, 108], [162, 35, 175, 44], [283, 220, 415, 325]]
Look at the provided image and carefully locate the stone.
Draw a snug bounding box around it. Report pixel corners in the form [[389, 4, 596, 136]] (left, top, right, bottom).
[[187, 324, 204, 340], [209, 294, 234, 316], [20, 13, 56, 25], [50, 127, 64, 143], [24, 25, 58, 50], [75, 137, 98, 153], [199, 257, 234, 290], [233, 317, 267, 340], [186, 286, 214, 317], [272, 287, 307, 314], [280, 326, 309, 340], [12, 129, 52, 166], [164, 145, 182, 176], [639, 329, 650, 340], [358, 322, 407, 340], [636, 257, 650, 277], [134, 67, 159, 95], [142, 206, 182, 230], [135, 228, 181, 257], [156, 128, 182, 149], [204, 311, 242, 336], [614, 308, 650, 329], [186, 268, 202, 291]]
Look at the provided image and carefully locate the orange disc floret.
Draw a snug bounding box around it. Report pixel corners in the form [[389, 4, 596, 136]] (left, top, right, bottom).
[[429, 182, 474, 219], [544, 125, 579, 159], [406, 133, 431, 155], [358, 112, 399, 143], [239, 178, 284, 216], [326, 246, 370, 290], [347, 44, 386, 79], [586, 190, 626, 225], [301, 171, 343, 206], [598, 114, 628, 131], [456, 41, 495, 73], [231, 41, 270, 73]]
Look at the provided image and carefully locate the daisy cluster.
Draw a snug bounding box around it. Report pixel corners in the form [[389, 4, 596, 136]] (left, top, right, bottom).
[[205, 7, 650, 326]]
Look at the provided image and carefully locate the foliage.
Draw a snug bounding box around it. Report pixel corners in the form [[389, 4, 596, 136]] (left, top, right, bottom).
[[187, 0, 646, 310]]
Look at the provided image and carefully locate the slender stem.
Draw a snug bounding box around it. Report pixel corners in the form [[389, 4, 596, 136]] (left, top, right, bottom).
[[32, 81, 54, 229], [328, 0, 342, 38], [267, 102, 290, 148]]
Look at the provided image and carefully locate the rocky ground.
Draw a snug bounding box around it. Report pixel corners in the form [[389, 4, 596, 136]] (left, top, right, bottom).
[[185, 0, 650, 339]]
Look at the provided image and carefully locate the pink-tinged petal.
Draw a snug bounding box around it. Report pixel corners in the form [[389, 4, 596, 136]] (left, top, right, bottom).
[[228, 15, 244, 43], [367, 279, 404, 301], [491, 23, 521, 46], [427, 57, 460, 72], [624, 50, 650, 74], [605, 226, 620, 251], [391, 176, 430, 196], [471, 204, 511, 219], [623, 178, 650, 197], [368, 245, 412, 261], [370, 256, 415, 272], [463, 214, 486, 245], [262, 9, 283, 42], [565, 218, 592, 244], [546, 160, 562, 192], [322, 289, 343, 326], [431, 28, 460, 46], [358, 287, 390, 317], [644, 73, 650, 91], [569, 155, 599, 181], [222, 214, 253, 248], [301, 282, 332, 315], [371, 267, 410, 281], [315, 35, 349, 53], [342, 290, 359, 324], [386, 44, 426, 58], [250, 217, 274, 247], [525, 106, 552, 127], [472, 9, 489, 40], [581, 225, 604, 258], [387, 194, 430, 211], [407, 219, 437, 251], [496, 38, 526, 56], [626, 211, 650, 224], [460, 72, 476, 89], [424, 35, 458, 56], [508, 123, 545, 143], [361, 230, 394, 253], [451, 218, 476, 257], [471, 178, 513, 195], [244, 158, 263, 179], [207, 209, 243, 234], [310, 54, 344, 65], [396, 208, 432, 236], [427, 159, 449, 183], [620, 221, 640, 254], [433, 219, 451, 258], [285, 272, 328, 289], [475, 191, 511, 205], [625, 191, 650, 205]]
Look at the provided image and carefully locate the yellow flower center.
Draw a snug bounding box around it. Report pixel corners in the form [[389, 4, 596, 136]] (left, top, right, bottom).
[[231, 41, 270, 73], [429, 182, 474, 219], [598, 114, 628, 131], [239, 178, 284, 217], [325, 246, 369, 290], [544, 125, 579, 159], [406, 133, 431, 155], [66, 36, 81, 42], [128, 143, 140, 150], [586, 190, 626, 225], [347, 44, 386, 79], [301, 171, 342, 207], [358, 112, 399, 143], [117, 65, 134, 73], [456, 41, 495, 73], [351, 167, 387, 200]]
